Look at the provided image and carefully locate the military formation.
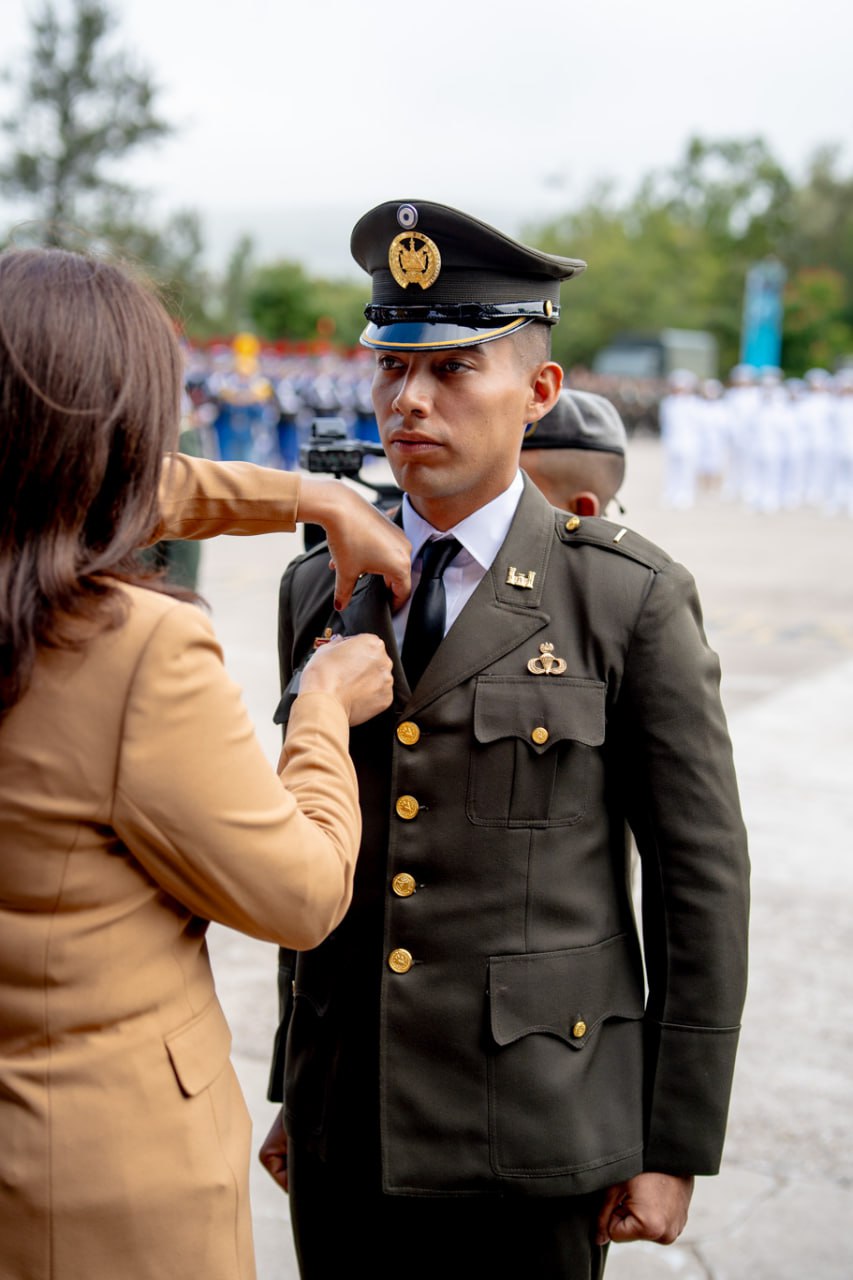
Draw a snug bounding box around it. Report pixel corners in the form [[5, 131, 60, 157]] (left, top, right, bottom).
[[659, 364, 853, 514], [183, 337, 380, 469]]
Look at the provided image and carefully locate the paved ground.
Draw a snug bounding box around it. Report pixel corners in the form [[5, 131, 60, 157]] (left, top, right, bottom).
[[201, 439, 853, 1278]]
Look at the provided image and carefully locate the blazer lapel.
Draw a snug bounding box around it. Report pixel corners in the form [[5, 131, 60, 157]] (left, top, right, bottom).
[[404, 478, 555, 715]]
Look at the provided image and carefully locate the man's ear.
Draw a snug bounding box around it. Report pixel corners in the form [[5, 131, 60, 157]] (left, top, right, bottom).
[[567, 492, 600, 517], [526, 361, 563, 422]]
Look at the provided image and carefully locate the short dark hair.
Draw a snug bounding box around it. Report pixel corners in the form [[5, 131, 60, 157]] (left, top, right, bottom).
[[510, 321, 552, 370], [0, 248, 184, 719]]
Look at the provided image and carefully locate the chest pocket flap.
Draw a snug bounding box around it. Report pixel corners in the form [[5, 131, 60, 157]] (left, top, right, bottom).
[[473, 675, 605, 755], [468, 676, 606, 826]]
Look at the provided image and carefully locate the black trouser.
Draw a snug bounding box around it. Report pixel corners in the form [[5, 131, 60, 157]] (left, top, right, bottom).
[[288, 1140, 608, 1280]]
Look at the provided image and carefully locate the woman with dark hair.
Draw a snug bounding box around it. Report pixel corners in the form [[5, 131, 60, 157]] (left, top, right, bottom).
[[0, 248, 402, 1279]]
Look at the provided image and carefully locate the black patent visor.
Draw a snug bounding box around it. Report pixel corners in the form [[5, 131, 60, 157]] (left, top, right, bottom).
[[365, 300, 560, 327]]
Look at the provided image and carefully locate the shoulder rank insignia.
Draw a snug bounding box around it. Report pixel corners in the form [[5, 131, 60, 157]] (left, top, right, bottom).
[[388, 232, 441, 290], [506, 566, 536, 589], [527, 642, 567, 676]]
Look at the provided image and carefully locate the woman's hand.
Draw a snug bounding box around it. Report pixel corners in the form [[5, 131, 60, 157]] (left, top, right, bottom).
[[298, 478, 411, 612], [299, 634, 394, 725]]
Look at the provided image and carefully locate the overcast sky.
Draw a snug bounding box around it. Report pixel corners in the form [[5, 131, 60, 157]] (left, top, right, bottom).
[[2, 0, 851, 273]]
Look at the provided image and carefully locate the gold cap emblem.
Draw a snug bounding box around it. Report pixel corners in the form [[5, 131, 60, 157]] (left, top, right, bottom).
[[389, 232, 441, 290]]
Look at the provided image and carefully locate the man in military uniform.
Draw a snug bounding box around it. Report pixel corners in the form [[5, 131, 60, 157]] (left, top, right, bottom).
[[262, 201, 749, 1279], [521, 387, 627, 515]]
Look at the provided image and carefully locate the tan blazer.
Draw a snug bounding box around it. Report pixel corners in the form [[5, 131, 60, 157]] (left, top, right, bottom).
[[0, 575, 359, 1280]]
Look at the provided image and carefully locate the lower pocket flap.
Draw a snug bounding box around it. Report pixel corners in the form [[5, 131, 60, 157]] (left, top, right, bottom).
[[489, 934, 643, 1049], [165, 998, 233, 1097]]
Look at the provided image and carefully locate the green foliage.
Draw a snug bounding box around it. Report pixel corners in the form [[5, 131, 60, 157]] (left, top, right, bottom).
[[0, 0, 171, 235], [218, 235, 255, 334], [0, 0, 217, 334], [783, 268, 852, 373], [247, 260, 366, 344], [528, 135, 853, 375]]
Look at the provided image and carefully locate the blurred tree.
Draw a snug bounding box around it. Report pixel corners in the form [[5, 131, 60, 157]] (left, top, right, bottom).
[[0, 0, 171, 238], [0, 1, 217, 333], [530, 136, 805, 372], [218, 234, 255, 334], [248, 260, 318, 339], [782, 267, 853, 373], [784, 146, 853, 332], [247, 260, 367, 344]]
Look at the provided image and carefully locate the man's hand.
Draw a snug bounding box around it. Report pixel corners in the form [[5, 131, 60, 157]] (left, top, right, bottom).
[[596, 1172, 694, 1246], [298, 477, 412, 612], [259, 1107, 289, 1193]]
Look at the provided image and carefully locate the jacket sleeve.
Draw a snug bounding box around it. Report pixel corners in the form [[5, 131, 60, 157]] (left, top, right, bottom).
[[268, 560, 300, 1101], [152, 453, 301, 541], [617, 559, 750, 1176], [112, 600, 360, 950]]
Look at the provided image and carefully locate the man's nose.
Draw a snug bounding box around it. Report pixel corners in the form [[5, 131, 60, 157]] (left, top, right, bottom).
[[391, 366, 431, 416]]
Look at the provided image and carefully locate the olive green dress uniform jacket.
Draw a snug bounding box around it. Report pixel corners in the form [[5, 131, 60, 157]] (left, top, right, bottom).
[[270, 477, 749, 1197], [0, 459, 361, 1280]]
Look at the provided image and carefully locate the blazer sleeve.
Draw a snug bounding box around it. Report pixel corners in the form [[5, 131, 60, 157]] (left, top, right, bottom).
[[152, 453, 301, 541], [112, 600, 360, 950], [617, 559, 750, 1176]]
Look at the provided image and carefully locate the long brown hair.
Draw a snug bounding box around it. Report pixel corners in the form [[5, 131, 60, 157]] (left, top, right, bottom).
[[0, 248, 185, 719]]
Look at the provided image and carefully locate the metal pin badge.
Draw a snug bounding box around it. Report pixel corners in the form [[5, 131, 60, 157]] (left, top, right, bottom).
[[527, 642, 567, 676], [506, 566, 536, 589]]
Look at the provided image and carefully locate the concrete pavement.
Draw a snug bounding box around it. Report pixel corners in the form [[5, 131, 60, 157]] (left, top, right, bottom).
[[202, 440, 853, 1278]]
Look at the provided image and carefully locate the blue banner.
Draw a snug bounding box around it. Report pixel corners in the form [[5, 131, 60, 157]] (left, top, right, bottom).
[[741, 259, 787, 369]]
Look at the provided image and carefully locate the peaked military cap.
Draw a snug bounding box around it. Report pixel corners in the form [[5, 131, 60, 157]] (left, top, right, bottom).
[[522, 389, 627, 456], [352, 200, 586, 351]]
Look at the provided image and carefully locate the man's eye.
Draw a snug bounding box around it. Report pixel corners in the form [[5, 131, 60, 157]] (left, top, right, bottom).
[[377, 356, 403, 371], [439, 360, 467, 374]]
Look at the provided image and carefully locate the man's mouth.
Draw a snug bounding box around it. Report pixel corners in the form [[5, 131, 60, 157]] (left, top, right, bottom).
[[387, 431, 442, 452]]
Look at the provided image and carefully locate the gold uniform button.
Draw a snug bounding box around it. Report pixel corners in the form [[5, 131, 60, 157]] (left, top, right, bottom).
[[388, 948, 413, 973], [395, 795, 420, 821], [392, 872, 417, 898], [397, 721, 421, 746], [566, 515, 581, 532], [531, 726, 549, 745], [572, 1020, 587, 1039]]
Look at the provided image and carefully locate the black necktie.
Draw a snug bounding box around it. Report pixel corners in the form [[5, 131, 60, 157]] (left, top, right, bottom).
[[402, 537, 462, 688]]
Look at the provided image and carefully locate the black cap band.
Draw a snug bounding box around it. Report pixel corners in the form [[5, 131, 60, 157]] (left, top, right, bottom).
[[364, 299, 560, 328]]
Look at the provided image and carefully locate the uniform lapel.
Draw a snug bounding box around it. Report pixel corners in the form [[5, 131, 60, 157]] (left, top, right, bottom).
[[404, 478, 554, 714], [337, 572, 412, 711]]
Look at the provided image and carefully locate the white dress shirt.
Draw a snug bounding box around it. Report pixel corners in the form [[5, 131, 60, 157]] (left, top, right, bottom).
[[392, 471, 524, 652]]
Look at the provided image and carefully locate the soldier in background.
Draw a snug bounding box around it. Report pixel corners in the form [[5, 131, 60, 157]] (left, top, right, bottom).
[[659, 369, 701, 508], [520, 388, 626, 515]]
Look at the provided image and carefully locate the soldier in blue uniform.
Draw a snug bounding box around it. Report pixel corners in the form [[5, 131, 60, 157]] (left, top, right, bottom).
[[262, 201, 749, 1279]]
